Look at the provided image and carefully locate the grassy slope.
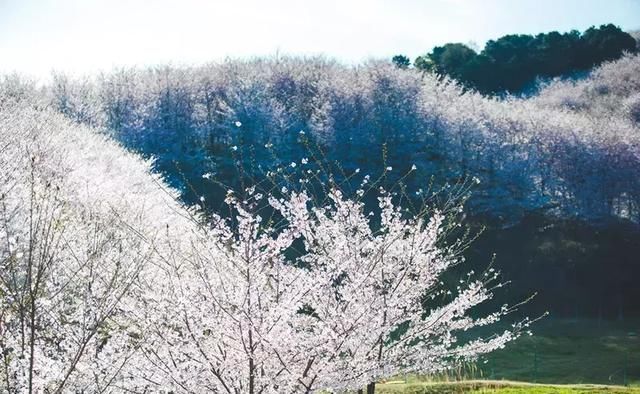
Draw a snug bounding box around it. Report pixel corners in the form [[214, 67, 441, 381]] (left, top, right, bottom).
[[477, 319, 640, 386], [372, 318, 640, 392], [376, 380, 640, 393]]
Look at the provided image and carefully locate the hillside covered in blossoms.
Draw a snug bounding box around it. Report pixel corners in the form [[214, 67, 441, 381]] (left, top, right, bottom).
[[7, 49, 629, 315], [1, 12, 640, 391]]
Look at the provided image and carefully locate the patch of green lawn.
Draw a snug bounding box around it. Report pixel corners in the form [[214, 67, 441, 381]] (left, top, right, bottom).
[[376, 380, 640, 393], [477, 318, 640, 386], [370, 318, 640, 393]]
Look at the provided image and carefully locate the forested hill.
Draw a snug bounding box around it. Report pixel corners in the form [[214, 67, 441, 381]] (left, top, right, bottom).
[[398, 24, 638, 94], [35, 52, 640, 228], [3, 31, 640, 318]]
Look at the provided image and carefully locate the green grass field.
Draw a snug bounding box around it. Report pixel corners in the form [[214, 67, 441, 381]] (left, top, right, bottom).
[[376, 380, 640, 393], [475, 318, 639, 386], [374, 318, 640, 392]]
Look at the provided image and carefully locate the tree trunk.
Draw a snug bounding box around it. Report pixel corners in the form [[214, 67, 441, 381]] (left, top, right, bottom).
[[249, 356, 254, 394], [366, 382, 375, 394]]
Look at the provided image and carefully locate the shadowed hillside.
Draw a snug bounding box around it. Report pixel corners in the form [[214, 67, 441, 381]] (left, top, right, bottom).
[[3, 53, 633, 320]]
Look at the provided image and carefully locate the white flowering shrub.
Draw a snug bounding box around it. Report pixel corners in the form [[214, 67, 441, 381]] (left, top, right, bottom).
[[623, 93, 640, 125], [131, 175, 530, 393], [0, 98, 198, 392], [1, 68, 532, 393], [135, 191, 322, 393], [272, 188, 529, 392]]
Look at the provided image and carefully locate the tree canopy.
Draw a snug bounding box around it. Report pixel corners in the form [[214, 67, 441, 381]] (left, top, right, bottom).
[[413, 24, 637, 94], [392, 54, 411, 69]]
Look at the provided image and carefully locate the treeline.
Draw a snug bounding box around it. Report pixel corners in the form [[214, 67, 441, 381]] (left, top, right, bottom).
[[395, 24, 638, 94], [33, 54, 640, 227], [3, 52, 640, 319]]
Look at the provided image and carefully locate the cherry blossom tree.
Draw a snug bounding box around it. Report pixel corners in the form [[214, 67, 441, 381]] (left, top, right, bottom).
[[0, 88, 533, 392], [132, 171, 530, 393], [135, 188, 324, 393], [0, 98, 197, 393], [271, 187, 531, 393]]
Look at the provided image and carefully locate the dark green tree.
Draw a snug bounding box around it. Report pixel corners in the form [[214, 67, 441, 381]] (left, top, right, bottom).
[[413, 55, 434, 72], [391, 54, 411, 69], [576, 24, 637, 68], [481, 34, 537, 91], [416, 24, 638, 94], [530, 30, 581, 76], [428, 43, 478, 81]]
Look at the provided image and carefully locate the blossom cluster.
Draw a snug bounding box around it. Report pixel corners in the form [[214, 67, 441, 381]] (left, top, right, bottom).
[[36, 54, 640, 225], [0, 93, 526, 393]]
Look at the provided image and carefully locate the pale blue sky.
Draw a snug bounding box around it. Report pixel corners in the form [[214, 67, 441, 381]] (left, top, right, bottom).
[[1, 0, 639, 80]]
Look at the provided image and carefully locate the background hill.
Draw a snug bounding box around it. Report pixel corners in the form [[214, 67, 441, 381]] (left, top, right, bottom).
[[4, 27, 639, 321]]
